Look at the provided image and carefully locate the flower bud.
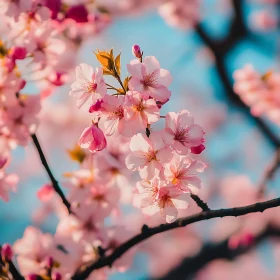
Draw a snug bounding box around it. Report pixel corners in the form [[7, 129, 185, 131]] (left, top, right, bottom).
[[0, 156, 8, 169], [27, 274, 37, 280], [190, 144, 205, 154], [10, 46, 27, 60], [89, 99, 103, 113], [45, 256, 54, 268], [79, 124, 107, 153], [1, 243, 13, 261], [66, 5, 88, 23], [52, 272, 62, 280], [132, 45, 142, 59]]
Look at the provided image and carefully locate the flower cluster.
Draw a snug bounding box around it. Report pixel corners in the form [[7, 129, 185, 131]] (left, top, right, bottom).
[[70, 45, 206, 223], [0, 0, 113, 202], [233, 65, 280, 125]]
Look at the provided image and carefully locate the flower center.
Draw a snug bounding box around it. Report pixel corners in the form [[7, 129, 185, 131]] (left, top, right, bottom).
[[174, 127, 189, 144], [133, 102, 144, 112], [158, 194, 172, 209], [146, 149, 157, 162], [113, 106, 124, 119], [87, 82, 98, 93], [141, 72, 157, 88]]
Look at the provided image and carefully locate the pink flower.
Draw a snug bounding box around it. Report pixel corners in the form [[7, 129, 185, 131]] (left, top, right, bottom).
[[158, 0, 200, 30], [56, 205, 105, 243], [1, 94, 41, 146], [163, 153, 205, 194], [100, 95, 144, 137], [127, 56, 172, 102], [164, 110, 205, 155], [0, 0, 32, 20], [70, 64, 107, 111], [13, 227, 54, 276], [135, 178, 190, 223], [124, 91, 160, 133], [125, 132, 173, 180], [78, 124, 107, 153], [0, 172, 18, 202]]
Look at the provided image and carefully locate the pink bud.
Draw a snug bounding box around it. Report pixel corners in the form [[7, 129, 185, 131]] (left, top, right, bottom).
[[66, 5, 88, 23], [27, 274, 37, 280], [19, 79, 26, 90], [240, 233, 255, 247], [89, 99, 103, 113], [44, 0, 62, 20], [191, 144, 205, 154], [1, 244, 13, 261], [52, 272, 62, 280], [228, 236, 239, 250], [45, 256, 54, 268], [79, 124, 107, 153], [0, 157, 8, 169], [10, 46, 27, 60], [132, 45, 142, 59], [37, 184, 54, 202]]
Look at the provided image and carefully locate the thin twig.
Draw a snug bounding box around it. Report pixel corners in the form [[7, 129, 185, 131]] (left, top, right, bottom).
[[72, 195, 280, 280], [258, 148, 280, 196], [190, 194, 210, 211], [195, 23, 280, 149], [31, 134, 72, 214], [153, 226, 280, 280]]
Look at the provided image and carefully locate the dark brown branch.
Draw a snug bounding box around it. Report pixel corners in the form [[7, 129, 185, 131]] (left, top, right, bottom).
[[190, 194, 210, 211], [216, 0, 247, 53], [31, 133, 72, 214], [7, 260, 25, 280], [258, 148, 280, 196], [153, 226, 280, 280], [195, 24, 280, 149], [72, 196, 280, 280]]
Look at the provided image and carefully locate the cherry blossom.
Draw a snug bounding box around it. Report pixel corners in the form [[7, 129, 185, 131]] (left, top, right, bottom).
[[135, 178, 190, 223], [13, 227, 55, 276], [163, 153, 205, 194], [70, 64, 107, 111], [164, 110, 205, 155], [125, 132, 173, 180], [79, 124, 107, 153], [124, 90, 160, 133], [127, 56, 172, 102]]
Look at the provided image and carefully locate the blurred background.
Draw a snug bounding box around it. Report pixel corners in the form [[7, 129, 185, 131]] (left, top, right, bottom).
[[1, 0, 280, 279]]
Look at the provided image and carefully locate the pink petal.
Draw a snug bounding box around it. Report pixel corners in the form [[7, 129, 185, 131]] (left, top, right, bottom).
[[130, 134, 150, 152], [125, 151, 147, 170], [127, 59, 144, 79], [143, 56, 160, 75], [177, 110, 194, 127], [148, 85, 171, 102]]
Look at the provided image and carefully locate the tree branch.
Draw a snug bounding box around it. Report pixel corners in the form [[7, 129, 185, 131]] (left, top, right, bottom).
[[258, 148, 280, 196], [152, 226, 280, 280], [31, 133, 72, 214], [195, 23, 280, 149], [72, 196, 280, 280], [190, 194, 210, 211], [7, 260, 25, 280]]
